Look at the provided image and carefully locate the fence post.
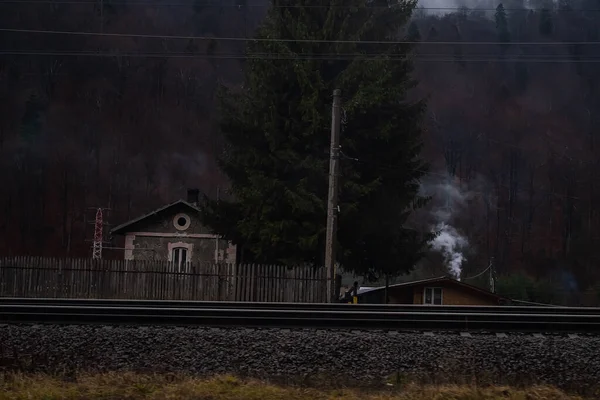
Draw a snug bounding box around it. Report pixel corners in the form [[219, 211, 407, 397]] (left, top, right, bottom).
[[334, 274, 342, 303], [56, 258, 62, 298]]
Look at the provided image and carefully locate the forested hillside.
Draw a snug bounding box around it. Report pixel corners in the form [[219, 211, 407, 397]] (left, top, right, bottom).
[[411, 0, 600, 303], [1, 0, 600, 303], [0, 0, 267, 256]]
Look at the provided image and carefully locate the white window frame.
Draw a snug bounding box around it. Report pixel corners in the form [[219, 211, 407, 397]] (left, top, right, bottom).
[[168, 242, 193, 272], [173, 213, 191, 231], [423, 287, 443, 305]]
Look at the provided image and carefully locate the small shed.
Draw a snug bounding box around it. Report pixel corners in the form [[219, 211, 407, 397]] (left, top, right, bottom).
[[357, 276, 507, 306], [110, 189, 236, 269]]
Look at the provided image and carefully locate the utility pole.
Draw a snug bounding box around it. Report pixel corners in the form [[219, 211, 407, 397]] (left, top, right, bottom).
[[92, 208, 104, 260], [86, 206, 112, 260], [325, 89, 342, 303], [215, 186, 220, 264]]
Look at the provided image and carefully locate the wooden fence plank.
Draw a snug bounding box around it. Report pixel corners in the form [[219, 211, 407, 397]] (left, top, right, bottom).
[[246, 263, 252, 302], [277, 265, 283, 302], [0, 257, 331, 303], [268, 265, 274, 303], [259, 264, 265, 302]]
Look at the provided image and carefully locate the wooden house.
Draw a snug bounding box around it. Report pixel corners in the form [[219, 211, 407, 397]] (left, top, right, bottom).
[[356, 276, 507, 305]]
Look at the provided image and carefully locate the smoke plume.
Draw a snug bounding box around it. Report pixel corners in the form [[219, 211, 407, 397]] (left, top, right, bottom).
[[431, 222, 469, 279], [419, 174, 472, 279]]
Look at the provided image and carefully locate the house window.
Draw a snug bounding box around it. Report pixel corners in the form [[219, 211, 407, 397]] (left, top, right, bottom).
[[173, 213, 191, 231], [424, 287, 443, 305], [171, 247, 189, 272]]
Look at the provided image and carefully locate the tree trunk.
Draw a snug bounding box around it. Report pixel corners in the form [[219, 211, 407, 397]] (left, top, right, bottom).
[[61, 165, 70, 252], [522, 166, 535, 255], [563, 178, 574, 258]]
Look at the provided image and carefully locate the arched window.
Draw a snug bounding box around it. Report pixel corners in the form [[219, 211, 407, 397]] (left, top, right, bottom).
[[168, 242, 192, 272], [172, 247, 188, 272]]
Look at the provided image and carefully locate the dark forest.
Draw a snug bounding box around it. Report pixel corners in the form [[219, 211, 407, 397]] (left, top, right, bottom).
[[1, 0, 599, 303]]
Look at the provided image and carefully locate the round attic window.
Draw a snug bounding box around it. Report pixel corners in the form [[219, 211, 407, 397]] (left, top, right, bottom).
[[173, 213, 191, 231]]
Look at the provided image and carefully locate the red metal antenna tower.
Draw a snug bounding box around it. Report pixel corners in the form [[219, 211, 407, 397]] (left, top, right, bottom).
[[92, 207, 104, 260]]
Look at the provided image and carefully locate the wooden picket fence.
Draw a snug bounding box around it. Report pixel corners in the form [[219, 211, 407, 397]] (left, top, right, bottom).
[[0, 256, 329, 302]]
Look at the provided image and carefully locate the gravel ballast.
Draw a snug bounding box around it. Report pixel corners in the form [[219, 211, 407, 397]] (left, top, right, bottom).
[[0, 325, 598, 393]]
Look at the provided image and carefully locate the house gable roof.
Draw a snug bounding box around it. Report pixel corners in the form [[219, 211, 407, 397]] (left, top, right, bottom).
[[110, 199, 202, 235], [357, 276, 507, 301]]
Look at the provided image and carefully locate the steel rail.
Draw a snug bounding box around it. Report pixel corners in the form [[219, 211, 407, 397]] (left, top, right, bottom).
[[1, 301, 600, 333], [1, 297, 599, 315]]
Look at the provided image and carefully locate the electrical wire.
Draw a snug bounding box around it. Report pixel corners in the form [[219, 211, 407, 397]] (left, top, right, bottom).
[[4, 27, 600, 46], [3, 50, 600, 63], [462, 262, 492, 280], [0, 17, 592, 201], [0, 0, 599, 13]]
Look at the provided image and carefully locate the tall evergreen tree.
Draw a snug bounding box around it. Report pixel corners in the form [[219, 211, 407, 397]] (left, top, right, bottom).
[[201, 0, 434, 281], [20, 93, 45, 143], [539, 8, 554, 36], [505, 0, 527, 40], [495, 4, 511, 44], [407, 20, 421, 41], [193, 0, 220, 34], [452, 24, 465, 69], [558, 0, 573, 11]]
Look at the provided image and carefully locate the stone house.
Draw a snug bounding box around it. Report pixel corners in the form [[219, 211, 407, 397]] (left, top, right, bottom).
[[110, 189, 236, 271]]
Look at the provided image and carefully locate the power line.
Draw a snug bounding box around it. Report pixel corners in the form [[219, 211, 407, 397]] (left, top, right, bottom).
[[3, 50, 600, 63], [1, 0, 600, 13], [5, 27, 600, 46], [509, 299, 561, 307], [462, 262, 492, 280]]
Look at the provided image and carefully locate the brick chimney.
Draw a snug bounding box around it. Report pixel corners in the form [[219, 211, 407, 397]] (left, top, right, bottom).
[[187, 188, 200, 205]]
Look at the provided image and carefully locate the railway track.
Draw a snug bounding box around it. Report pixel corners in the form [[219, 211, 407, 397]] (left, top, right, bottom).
[[1, 298, 600, 333]]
